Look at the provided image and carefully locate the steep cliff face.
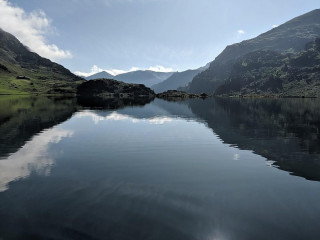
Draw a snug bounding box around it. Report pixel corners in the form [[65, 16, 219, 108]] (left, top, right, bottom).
[[187, 9, 320, 94]]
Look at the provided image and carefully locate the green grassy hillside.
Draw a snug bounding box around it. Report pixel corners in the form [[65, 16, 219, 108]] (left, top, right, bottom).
[[0, 28, 84, 95]]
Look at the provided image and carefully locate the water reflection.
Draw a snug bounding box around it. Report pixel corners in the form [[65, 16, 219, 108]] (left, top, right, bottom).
[[77, 96, 153, 109], [1, 96, 320, 240], [0, 127, 73, 192], [0, 96, 78, 159], [76, 110, 174, 125], [74, 97, 320, 182], [76, 97, 320, 182], [187, 98, 320, 181], [1, 96, 320, 183]]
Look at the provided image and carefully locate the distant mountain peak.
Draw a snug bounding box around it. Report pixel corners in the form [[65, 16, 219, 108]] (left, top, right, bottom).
[[101, 70, 114, 76], [85, 71, 114, 80]]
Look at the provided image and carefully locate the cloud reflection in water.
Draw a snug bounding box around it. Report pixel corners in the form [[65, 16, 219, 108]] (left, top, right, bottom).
[[76, 111, 174, 125], [0, 127, 73, 192]]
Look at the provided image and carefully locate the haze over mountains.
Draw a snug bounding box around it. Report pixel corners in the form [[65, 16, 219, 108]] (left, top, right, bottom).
[[151, 64, 210, 93]]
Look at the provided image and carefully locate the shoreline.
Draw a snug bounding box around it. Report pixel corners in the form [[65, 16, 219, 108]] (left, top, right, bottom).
[[0, 93, 317, 99]]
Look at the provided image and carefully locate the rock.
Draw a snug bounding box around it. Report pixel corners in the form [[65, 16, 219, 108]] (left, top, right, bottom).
[[16, 76, 30, 80], [0, 63, 10, 73], [200, 93, 208, 98], [77, 78, 155, 99]]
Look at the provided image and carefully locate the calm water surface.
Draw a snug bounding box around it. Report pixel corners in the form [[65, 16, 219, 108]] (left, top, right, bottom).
[[0, 96, 320, 240]]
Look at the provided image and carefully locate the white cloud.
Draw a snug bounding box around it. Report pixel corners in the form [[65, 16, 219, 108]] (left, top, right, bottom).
[[147, 65, 174, 72], [74, 65, 174, 77], [74, 66, 138, 77], [74, 65, 110, 77], [109, 67, 139, 76], [0, 0, 72, 61], [237, 29, 245, 35], [272, 25, 279, 28]]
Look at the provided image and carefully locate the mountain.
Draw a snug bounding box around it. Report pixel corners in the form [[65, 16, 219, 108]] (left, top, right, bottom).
[[187, 9, 320, 94], [215, 39, 320, 97], [85, 71, 114, 80], [114, 70, 174, 87], [151, 63, 210, 93], [0, 28, 84, 94]]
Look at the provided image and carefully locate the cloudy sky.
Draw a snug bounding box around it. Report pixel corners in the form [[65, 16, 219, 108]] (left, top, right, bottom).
[[1, 0, 319, 76]]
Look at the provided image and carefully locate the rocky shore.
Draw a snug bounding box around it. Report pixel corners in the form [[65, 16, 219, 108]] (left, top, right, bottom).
[[156, 90, 209, 101], [77, 79, 210, 102]]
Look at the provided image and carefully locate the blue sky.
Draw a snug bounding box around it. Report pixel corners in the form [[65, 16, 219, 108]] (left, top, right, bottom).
[[1, 0, 320, 76]]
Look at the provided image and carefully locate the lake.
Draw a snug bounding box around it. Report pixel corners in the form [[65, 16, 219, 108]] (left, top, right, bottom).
[[0, 96, 320, 240]]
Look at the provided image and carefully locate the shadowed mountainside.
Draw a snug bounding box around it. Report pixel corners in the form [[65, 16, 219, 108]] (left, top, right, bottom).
[[186, 9, 320, 94], [215, 39, 320, 97]]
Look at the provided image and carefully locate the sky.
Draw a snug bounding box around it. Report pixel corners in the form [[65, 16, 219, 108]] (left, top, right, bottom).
[[0, 0, 319, 76]]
